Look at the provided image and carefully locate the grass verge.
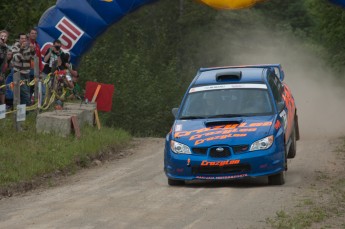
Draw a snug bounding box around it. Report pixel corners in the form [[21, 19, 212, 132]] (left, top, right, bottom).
[[0, 112, 132, 197], [266, 139, 345, 229]]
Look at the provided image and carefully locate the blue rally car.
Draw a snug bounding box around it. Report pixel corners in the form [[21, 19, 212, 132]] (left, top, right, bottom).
[[164, 64, 300, 186]]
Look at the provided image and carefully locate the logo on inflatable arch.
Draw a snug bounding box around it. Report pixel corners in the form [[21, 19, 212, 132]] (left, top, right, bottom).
[[41, 17, 84, 59]]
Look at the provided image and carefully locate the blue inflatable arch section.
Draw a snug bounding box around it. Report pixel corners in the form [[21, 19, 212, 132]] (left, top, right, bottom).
[[37, 0, 157, 64]]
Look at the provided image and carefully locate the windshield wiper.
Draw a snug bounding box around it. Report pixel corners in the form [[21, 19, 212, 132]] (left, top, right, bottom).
[[207, 114, 248, 118]]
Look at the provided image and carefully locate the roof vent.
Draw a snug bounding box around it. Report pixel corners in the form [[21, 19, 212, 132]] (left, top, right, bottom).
[[216, 71, 242, 82]]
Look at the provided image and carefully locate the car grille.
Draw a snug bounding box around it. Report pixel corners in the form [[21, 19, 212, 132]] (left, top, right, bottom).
[[192, 164, 251, 175], [232, 145, 249, 153], [192, 145, 249, 156], [192, 148, 208, 155], [209, 147, 231, 158]]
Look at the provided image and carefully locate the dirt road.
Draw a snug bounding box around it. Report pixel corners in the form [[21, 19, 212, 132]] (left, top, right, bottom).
[[0, 136, 343, 229]]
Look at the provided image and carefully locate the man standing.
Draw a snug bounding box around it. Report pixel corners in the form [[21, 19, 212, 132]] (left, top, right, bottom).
[[28, 28, 43, 96], [12, 33, 35, 106], [0, 30, 9, 105]]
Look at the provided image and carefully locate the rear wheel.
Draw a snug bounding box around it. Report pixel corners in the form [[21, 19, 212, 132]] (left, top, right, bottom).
[[168, 178, 185, 186], [287, 122, 297, 158]]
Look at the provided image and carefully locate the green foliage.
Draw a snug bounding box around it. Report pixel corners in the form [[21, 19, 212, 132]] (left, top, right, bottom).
[[305, 0, 345, 71], [0, 0, 55, 42], [266, 207, 328, 229], [257, 0, 345, 73], [256, 0, 312, 33]]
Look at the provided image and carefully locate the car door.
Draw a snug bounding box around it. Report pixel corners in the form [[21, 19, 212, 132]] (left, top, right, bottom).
[[267, 72, 294, 142]]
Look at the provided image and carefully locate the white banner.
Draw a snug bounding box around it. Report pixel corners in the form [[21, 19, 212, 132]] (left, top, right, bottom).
[[0, 104, 5, 119], [17, 104, 26, 122], [189, 83, 267, 93]]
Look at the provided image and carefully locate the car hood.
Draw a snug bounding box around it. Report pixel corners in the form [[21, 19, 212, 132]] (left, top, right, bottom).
[[172, 115, 275, 147]]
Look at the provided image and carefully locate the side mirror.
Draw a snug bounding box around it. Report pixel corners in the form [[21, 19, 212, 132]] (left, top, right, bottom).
[[277, 101, 285, 112], [172, 108, 179, 118]]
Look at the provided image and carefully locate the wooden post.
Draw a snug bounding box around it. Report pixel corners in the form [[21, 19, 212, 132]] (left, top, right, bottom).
[[13, 71, 21, 131], [91, 85, 101, 103], [71, 116, 81, 138], [94, 110, 101, 130], [34, 56, 39, 100], [34, 56, 41, 113]]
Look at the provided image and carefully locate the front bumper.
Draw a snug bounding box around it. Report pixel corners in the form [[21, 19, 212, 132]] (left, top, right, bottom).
[[164, 143, 285, 181]]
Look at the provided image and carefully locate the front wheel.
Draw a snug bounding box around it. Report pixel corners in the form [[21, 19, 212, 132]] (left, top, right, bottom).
[[268, 172, 285, 185], [268, 150, 287, 185], [168, 178, 185, 186]]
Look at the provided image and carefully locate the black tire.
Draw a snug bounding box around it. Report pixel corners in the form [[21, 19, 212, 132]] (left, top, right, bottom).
[[295, 114, 300, 141], [268, 172, 285, 185], [287, 122, 297, 159], [168, 178, 185, 186]]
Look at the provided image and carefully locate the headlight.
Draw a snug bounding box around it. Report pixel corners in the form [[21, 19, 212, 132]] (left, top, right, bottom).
[[170, 140, 192, 154], [250, 135, 274, 151]]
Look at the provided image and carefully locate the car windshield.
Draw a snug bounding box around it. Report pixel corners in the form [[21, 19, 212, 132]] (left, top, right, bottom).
[[179, 87, 273, 119]]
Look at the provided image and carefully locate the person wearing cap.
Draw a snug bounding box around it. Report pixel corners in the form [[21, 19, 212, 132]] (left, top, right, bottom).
[[43, 39, 63, 75]]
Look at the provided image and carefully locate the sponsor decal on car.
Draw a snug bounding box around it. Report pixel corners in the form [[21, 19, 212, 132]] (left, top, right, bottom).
[[175, 124, 183, 132], [279, 110, 287, 130], [193, 134, 247, 146], [201, 160, 240, 166], [196, 174, 248, 180], [174, 122, 272, 145]]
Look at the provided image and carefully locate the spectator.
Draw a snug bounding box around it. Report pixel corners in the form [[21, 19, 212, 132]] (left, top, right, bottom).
[[54, 52, 75, 108], [2, 48, 13, 74], [12, 33, 35, 106], [42, 40, 63, 106], [61, 52, 78, 77], [43, 39, 63, 75], [66, 74, 83, 101], [0, 30, 9, 105], [3, 49, 13, 109], [28, 28, 43, 96]]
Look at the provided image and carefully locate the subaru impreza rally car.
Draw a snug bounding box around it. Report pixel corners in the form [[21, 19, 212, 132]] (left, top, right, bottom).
[[164, 64, 299, 186]]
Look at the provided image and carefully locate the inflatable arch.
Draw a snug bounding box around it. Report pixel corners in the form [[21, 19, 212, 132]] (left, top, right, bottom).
[[330, 0, 345, 7], [37, 0, 264, 64]]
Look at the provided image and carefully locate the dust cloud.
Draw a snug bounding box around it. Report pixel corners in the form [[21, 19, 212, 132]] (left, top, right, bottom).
[[212, 17, 345, 139]]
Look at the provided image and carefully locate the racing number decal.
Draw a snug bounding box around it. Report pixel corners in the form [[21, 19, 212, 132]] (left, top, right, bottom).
[[279, 109, 287, 131]]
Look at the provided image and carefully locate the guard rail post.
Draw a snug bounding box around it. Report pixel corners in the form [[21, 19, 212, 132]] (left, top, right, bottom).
[[13, 71, 21, 131]]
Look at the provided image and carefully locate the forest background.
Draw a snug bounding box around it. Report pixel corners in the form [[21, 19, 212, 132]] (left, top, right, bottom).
[[0, 0, 344, 136]]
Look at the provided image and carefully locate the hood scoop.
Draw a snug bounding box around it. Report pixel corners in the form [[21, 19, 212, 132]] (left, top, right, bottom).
[[205, 120, 241, 127]]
